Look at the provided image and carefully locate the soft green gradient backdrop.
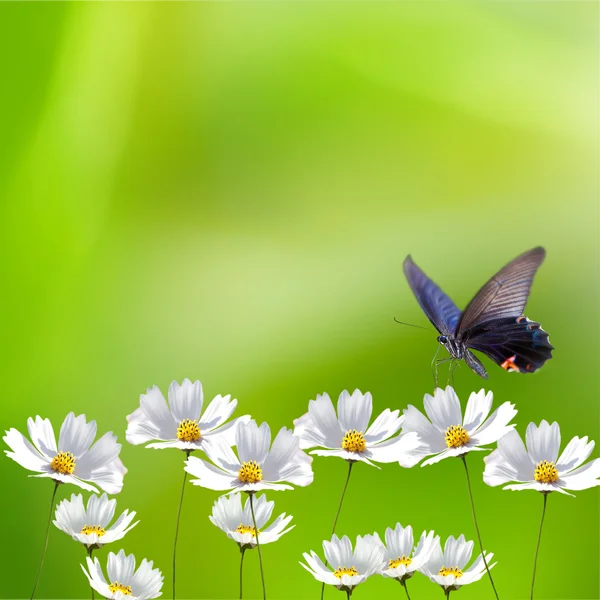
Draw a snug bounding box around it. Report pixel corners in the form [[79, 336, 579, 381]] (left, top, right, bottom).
[[1, 3, 598, 600]]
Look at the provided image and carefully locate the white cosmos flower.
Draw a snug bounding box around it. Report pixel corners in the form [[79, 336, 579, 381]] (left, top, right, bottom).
[[293, 390, 423, 468], [54, 493, 139, 549], [420, 534, 496, 592], [483, 420, 600, 496], [126, 378, 250, 452], [300, 534, 385, 593], [3, 413, 126, 494], [82, 549, 163, 600], [209, 493, 294, 549], [185, 420, 313, 493], [401, 386, 517, 466]]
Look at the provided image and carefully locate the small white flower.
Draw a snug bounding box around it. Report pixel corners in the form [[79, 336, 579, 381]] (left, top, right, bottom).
[[300, 534, 385, 593], [185, 420, 313, 493], [484, 420, 600, 496], [82, 549, 163, 600], [3, 413, 126, 494], [420, 534, 496, 592], [401, 386, 517, 466], [126, 378, 250, 452], [293, 390, 423, 468], [209, 493, 294, 549], [54, 493, 139, 549]]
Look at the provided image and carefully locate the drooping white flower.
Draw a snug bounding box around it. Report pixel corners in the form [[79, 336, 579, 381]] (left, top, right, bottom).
[[126, 378, 250, 452], [484, 420, 600, 496], [401, 386, 517, 466], [185, 420, 313, 493], [293, 390, 423, 468], [420, 534, 495, 592], [82, 549, 163, 600], [209, 493, 293, 549], [54, 493, 139, 549], [3, 413, 126, 494], [300, 534, 385, 593]]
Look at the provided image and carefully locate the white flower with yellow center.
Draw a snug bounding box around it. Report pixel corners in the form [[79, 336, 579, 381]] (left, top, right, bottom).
[[484, 420, 600, 496], [126, 378, 250, 452], [185, 420, 313, 493], [420, 535, 496, 592], [300, 534, 385, 593], [54, 493, 139, 549], [82, 549, 163, 600], [209, 493, 294, 549], [3, 413, 126, 494], [293, 390, 423, 467], [401, 386, 517, 466]]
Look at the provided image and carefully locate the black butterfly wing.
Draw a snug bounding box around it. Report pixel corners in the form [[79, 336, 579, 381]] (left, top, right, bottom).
[[456, 247, 546, 335], [403, 255, 461, 336], [464, 316, 554, 373]]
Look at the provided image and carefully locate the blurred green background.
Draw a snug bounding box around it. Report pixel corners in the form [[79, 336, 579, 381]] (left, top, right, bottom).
[[1, 2, 597, 599]]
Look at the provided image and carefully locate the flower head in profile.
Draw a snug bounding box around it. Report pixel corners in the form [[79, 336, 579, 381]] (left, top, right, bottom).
[[185, 420, 313, 493], [293, 390, 423, 468], [209, 493, 294, 549], [4, 413, 126, 494], [484, 420, 600, 496], [420, 534, 495, 592], [54, 493, 139, 550], [126, 378, 250, 452], [300, 534, 385, 593], [82, 549, 163, 600], [401, 386, 517, 466]]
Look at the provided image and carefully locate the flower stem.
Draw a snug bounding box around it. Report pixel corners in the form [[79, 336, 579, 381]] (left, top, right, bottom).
[[461, 455, 499, 600], [321, 462, 354, 600], [30, 481, 59, 600], [445, 589, 451, 599], [249, 493, 266, 600], [530, 493, 548, 600], [173, 457, 190, 600], [239, 548, 246, 600], [87, 548, 95, 600], [400, 580, 412, 600]]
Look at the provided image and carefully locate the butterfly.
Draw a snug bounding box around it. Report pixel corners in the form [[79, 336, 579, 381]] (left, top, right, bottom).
[[403, 247, 553, 379]]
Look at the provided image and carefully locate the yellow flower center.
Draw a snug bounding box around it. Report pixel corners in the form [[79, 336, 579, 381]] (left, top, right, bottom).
[[438, 566, 463, 578], [108, 582, 132, 596], [445, 425, 470, 448], [534, 460, 559, 483], [236, 524, 259, 537], [389, 555, 412, 569], [177, 419, 201, 442], [341, 430, 366, 453], [50, 451, 76, 475], [333, 566, 358, 579], [238, 460, 263, 483], [80, 525, 106, 537]]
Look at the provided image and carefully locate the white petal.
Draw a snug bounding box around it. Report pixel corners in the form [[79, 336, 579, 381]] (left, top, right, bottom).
[[58, 413, 97, 459], [199, 394, 235, 432], [337, 390, 372, 433], [307, 393, 343, 448], [185, 456, 237, 491], [262, 427, 300, 481], [364, 409, 403, 444], [469, 402, 517, 446], [139, 386, 177, 439], [483, 429, 533, 486], [293, 411, 323, 450], [526, 421, 560, 464], [125, 407, 163, 445], [76, 432, 121, 478], [107, 549, 135, 585], [203, 415, 250, 446], [168, 379, 203, 423], [557, 436, 595, 473], [462, 390, 493, 432], [27, 416, 57, 459], [237, 421, 270, 464], [559, 458, 600, 491], [423, 387, 462, 431], [3, 428, 48, 472], [367, 432, 423, 467]]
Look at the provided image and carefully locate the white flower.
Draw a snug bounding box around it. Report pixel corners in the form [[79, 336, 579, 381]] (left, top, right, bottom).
[[401, 386, 517, 466], [209, 493, 294, 548], [126, 378, 250, 452], [293, 390, 423, 468], [420, 534, 496, 592], [3, 413, 126, 494], [376, 524, 438, 583], [54, 493, 139, 549], [185, 420, 313, 493], [300, 534, 385, 593], [484, 420, 600, 496], [82, 549, 163, 600]]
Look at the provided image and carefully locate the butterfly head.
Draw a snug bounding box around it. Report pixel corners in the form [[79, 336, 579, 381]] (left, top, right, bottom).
[[437, 335, 448, 345]]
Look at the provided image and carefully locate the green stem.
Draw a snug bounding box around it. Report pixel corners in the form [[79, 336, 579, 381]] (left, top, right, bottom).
[[249, 494, 266, 600], [87, 547, 95, 600], [445, 589, 451, 599], [401, 580, 412, 600], [239, 548, 246, 600], [530, 494, 548, 600], [173, 456, 190, 600]]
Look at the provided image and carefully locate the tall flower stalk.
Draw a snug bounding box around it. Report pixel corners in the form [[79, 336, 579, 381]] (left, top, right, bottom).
[[530, 493, 548, 600], [172, 458, 189, 599]]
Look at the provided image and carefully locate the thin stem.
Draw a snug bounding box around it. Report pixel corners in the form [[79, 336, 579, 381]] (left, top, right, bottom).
[[239, 548, 246, 600], [87, 548, 95, 600], [401, 580, 412, 600], [30, 482, 59, 600], [173, 456, 190, 600], [530, 494, 548, 600], [249, 494, 266, 600], [461, 455, 500, 600], [345, 590, 351, 600], [445, 589, 451, 599]]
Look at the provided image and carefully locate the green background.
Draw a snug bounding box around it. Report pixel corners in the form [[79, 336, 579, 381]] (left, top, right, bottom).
[[1, 3, 598, 599]]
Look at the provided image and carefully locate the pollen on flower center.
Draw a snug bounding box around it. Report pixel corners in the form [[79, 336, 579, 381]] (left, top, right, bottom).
[[238, 460, 263, 483], [51, 451, 75, 475], [80, 525, 106, 537], [236, 524, 259, 537], [438, 566, 463, 578], [341, 429, 366, 453], [108, 582, 133, 596], [177, 419, 201, 442], [445, 425, 470, 448], [534, 460, 559, 483], [389, 555, 412, 569], [333, 566, 358, 579]]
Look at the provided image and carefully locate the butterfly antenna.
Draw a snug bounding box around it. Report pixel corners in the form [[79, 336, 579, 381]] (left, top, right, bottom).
[[393, 317, 435, 333]]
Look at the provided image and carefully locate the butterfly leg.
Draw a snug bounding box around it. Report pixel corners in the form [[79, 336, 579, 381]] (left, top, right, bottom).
[[430, 345, 442, 387], [433, 357, 452, 390], [449, 359, 460, 387]]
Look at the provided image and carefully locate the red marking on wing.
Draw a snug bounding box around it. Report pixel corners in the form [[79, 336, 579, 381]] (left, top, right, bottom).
[[501, 355, 521, 372]]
